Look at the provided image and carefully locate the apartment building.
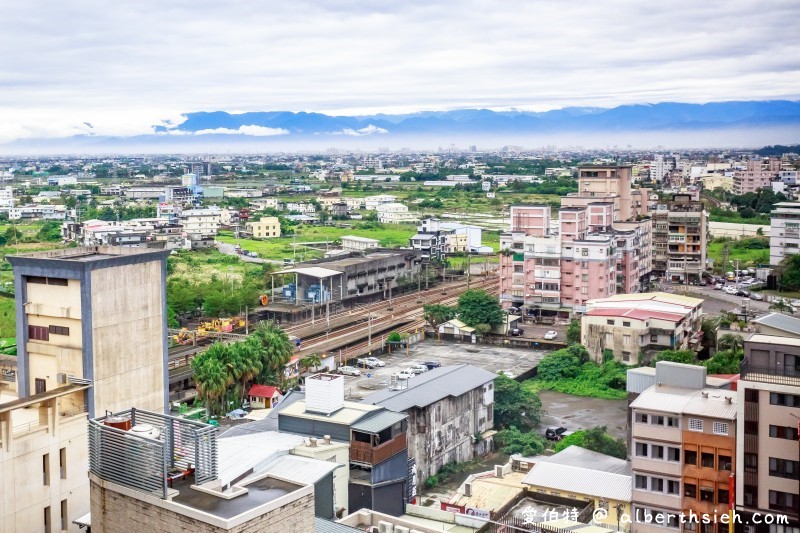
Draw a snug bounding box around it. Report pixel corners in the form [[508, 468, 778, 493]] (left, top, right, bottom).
[[376, 202, 417, 224], [733, 158, 782, 195], [630, 366, 737, 533], [409, 218, 485, 260], [245, 216, 281, 239], [363, 194, 397, 210], [179, 207, 221, 239], [581, 292, 704, 364], [0, 185, 13, 208], [769, 202, 800, 265], [652, 194, 707, 283], [1, 246, 170, 531], [340, 235, 379, 252], [499, 166, 653, 317], [736, 334, 800, 531]]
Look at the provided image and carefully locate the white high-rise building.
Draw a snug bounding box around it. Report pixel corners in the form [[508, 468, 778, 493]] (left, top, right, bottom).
[[0, 186, 13, 208]]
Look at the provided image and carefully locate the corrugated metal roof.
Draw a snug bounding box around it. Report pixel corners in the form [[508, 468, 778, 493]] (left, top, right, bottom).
[[655, 361, 707, 390], [351, 410, 407, 434], [217, 431, 306, 487], [219, 391, 305, 439], [626, 367, 656, 394], [752, 312, 800, 335], [747, 333, 800, 347], [315, 518, 362, 533], [541, 445, 631, 476], [630, 385, 736, 419], [257, 455, 341, 485], [274, 266, 343, 278], [522, 461, 631, 502], [361, 364, 496, 411]]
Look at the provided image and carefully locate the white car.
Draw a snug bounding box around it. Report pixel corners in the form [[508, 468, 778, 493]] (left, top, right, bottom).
[[395, 370, 415, 380], [338, 366, 361, 376], [408, 364, 428, 374], [365, 357, 385, 367], [543, 331, 558, 340], [724, 286, 738, 295]]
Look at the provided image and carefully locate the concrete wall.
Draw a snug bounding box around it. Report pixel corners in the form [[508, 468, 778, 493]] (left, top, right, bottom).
[[90, 261, 166, 414], [0, 399, 89, 532], [292, 441, 350, 516], [708, 221, 769, 239]]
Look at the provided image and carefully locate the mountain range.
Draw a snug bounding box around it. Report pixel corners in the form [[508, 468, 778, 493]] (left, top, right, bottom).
[[6, 100, 800, 153]]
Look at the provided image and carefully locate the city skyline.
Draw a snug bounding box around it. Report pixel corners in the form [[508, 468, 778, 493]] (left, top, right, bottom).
[[1, 0, 799, 145]]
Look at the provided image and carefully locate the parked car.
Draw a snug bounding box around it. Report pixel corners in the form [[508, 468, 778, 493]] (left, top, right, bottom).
[[750, 293, 764, 301], [408, 364, 428, 374], [724, 286, 738, 295], [543, 330, 558, 340], [337, 366, 361, 376], [509, 327, 524, 337], [545, 426, 574, 441], [395, 370, 415, 380], [714, 283, 724, 290], [355, 358, 375, 369], [736, 290, 750, 297], [422, 361, 442, 370], [364, 357, 385, 367]]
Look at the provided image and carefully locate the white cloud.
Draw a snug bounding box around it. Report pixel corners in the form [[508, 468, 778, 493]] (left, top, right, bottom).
[[193, 125, 289, 136], [334, 124, 389, 136], [0, 0, 798, 141]]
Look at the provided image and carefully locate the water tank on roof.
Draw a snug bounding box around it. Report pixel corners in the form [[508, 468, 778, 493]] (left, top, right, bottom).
[[103, 415, 132, 431], [129, 424, 161, 440]]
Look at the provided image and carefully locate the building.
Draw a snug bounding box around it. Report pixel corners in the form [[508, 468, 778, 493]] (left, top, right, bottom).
[[248, 384, 282, 409], [700, 174, 734, 192], [769, 201, 800, 265], [340, 235, 380, 252], [630, 371, 737, 533], [124, 186, 164, 200], [581, 292, 704, 364], [246, 216, 281, 239], [363, 194, 397, 210], [277, 374, 410, 516], [47, 175, 78, 186], [708, 221, 770, 240], [521, 446, 632, 530], [285, 202, 316, 214], [499, 166, 653, 318], [87, 409, 331, 533], [376, 203, 417, 224], [409, 218, 487, 260], [362, 364, 496, 480], [652, 194, 707, 283], [650, 155, 675, 183], [180, 207, 221, 243], [0, 186, 13, 208], [751, 312, 800, 338], [733, 158, 782, 195], [736, 334, 800, 531]]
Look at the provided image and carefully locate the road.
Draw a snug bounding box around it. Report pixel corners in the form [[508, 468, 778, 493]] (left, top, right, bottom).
[[215, 241, 283, 264], [660, 283, 771, 316]]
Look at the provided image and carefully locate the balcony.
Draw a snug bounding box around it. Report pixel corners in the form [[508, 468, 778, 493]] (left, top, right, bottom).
[[740, 358, 800, 386], [350, 432, 407, 466]]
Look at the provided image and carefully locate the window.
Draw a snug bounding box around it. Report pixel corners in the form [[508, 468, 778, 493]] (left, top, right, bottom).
[[635, 474, 648, 489], [44, 506, 51, 533], [28, 325, 50, 341], [582, 249, 588, 256], [623, 321, 631, 327], [48, 325, 69, 336], [651, 477, 664, 492], [718, 455, 731, 471], [770, 425, 800, 440], [700, 487, 714, 502], [712, 422, 729, 435], [60, 500, 68, 531], [685, 483, 697, 499], [652, 445, 664, 460], [59, 448, 66, 479], [685, 521, 697, 532], [650, 334, 658, 342], [701, 452, 715, 468], [744, 421, 759, 434], [769, 490, 798, 512], [745, 389, 760, 402], [668, 447, 681, 462], [635, 442, 648, 457], [43, 454, 50, 486], [667, 417, 679, 428], [770, 392, 800, 407], [718, 488, 729, 505], [635, 413, 648, 423], [744, 453, 758, 471], [769, 458, 799, 480], [744, 485, 757, 506], [688, 418, 703, 432], [667, 480, 680, 495], [623, 335, 631, 346], [685, 450, 697, 465], [606, 319, 615, 325]]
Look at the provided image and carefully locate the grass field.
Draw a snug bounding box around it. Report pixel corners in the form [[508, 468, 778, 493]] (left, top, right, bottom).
[[707, 238, 770, 272], [217, 223, 419, 261], [0, 298, 15, 337], [169, 249, 267, 283]]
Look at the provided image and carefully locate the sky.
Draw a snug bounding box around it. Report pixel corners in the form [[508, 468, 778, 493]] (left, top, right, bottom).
[[1, 0, 799, 143]]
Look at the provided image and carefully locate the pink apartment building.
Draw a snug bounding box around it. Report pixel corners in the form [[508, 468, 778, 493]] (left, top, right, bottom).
[[499, 166, 653, 318], [732, 158, 782, 195]]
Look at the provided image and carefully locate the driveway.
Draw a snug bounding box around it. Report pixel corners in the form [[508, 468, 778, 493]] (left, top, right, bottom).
[[215, 241, 282, 264]]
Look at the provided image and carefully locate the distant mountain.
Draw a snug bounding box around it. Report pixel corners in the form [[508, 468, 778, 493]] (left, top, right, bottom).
[[3, 100, 799, 153]]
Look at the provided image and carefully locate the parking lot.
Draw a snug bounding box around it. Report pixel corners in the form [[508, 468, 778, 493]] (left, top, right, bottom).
[[340, 340, 550, 400]]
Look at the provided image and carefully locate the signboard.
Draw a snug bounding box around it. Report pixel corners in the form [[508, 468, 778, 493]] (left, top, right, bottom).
[[466, 507, 491, 520], [441, 503, 465, 514]]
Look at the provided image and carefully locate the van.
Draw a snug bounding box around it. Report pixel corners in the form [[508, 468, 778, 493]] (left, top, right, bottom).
[[726, 271, 735, 281]]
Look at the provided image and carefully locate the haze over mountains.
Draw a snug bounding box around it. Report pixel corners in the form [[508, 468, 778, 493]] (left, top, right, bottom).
[[5, 100, 800, 154]]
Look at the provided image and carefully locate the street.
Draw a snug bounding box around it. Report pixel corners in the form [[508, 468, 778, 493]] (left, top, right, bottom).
[[660, 283, 770, 316]]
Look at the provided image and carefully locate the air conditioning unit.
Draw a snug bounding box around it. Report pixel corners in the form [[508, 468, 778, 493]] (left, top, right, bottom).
[[56, 373, 67, 384], [395, 527, 409, 533], [378, 522, 394, 533]]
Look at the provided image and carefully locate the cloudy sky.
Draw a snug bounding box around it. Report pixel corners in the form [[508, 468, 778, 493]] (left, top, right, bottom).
[[1, 0, 799, 142]]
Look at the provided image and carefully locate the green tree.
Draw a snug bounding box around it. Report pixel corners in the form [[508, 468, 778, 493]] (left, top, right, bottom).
[[191, 344, 229, 415], [299, 354, 322, 374], [36, 221, 62, 242], [566, 319, 581, 345], [536, 345, 588, 381], [554, 426, 627, 459], [495, 427, 548, 456], [252, 321, 294, 386], [422, 304, 457, 334], [229, 339, 263, 404], [493, 374, 541, 430], [457, 289, 505, 328], [703, 349, 743, 374], [651, 349, 697, 366], [717, 333, 744, 352], [474, 323, 492, 336], [4, 226, 22, 243], [769, 299, 795, 315]]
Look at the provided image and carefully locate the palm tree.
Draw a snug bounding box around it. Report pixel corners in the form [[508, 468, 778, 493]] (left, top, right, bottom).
[[770, 299, 795, 315], [191, 347, 228, 416], [232, 338, 263, 404], [252, 321, 294, 384], [299, 354, 322, 374], [717, 333, 744, 353]]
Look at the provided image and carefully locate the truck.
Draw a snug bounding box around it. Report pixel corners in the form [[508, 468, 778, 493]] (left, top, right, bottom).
[[545, 426, 575, 441]]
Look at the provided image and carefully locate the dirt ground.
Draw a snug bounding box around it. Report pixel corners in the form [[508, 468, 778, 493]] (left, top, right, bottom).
[[539, 390, 628, 441]]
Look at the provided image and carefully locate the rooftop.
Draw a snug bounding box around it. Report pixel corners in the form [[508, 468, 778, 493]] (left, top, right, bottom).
[[362, 364, 496, 412], [280, 397, 381, 425], [522, 458, 631, 502], [746, 333, 800, 348], [7, 245, 169, 267], [630, 385, 737, 419], [449, 471, 527, 511], [752, 313, 800, 337], [340, 235, 380, 243]]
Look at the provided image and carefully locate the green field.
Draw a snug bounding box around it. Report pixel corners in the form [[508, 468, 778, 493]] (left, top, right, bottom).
[[0, 298, 14, 338], [217, 223, 419, 261], [707, 238, 770, 272]]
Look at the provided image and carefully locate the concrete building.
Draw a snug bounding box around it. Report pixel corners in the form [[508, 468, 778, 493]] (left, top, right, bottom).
[[363, 194, 397, 210], [124, 187, 164, 200], [630, 371, 737, 533], [0, 186, 13, 208], [700, 174, 734, 192], [47, 175, 78, 186], [376, 202, 417, 224], [410, 218, 487, 260], [736, 334, 800, 531], [733, 158, 782, 195], [180, 207, 221, 240], [650, 155, 675, 183], [751, 312, 800, 339], [246, 216, 281, 239], [652, 194, 707, 283], [769, 201, 800, 265], [581, 292, 704, 364], [340, 235, 380, 252], [249, 197, 279, 210], [285, 202, 316, 214], [362, 364, 496, 480]]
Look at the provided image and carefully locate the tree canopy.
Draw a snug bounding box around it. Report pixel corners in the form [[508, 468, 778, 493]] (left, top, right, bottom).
[[554, 426, 627, 460], [457, 289, 505, 328], [493, 374, 542, 430]]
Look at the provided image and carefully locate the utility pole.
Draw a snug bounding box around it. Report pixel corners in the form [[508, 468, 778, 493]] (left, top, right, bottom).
[[467, 253, 471, 289], [245, 305, 249, 335], [425, 263, 429, 290]]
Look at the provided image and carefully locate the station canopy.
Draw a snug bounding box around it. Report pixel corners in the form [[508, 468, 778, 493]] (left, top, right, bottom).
[[274, 266, 343, 278]]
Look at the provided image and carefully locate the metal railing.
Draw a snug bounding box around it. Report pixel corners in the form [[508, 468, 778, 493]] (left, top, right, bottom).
[[12, 419, 47, 436], [740, 358, 800, 386]]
